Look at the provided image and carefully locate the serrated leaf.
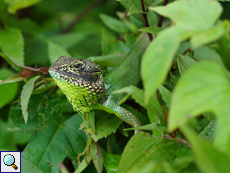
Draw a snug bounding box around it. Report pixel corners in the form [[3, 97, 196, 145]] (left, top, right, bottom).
[[117, 132, 163, 173], [199, 120, 215, 143], [103, 151, 121, 173], [181, 125, 230, 173], [21, 157, 44, 173], [5, 0, 42, 14], [49, 31, 87, 49], [114, 85, 163, 118], [10, 18, 42, 35], [0, 118, 32, 150], [99, 14, 129, 33], [127, 4, 143, 16], [169, 61, 230, 152], [90, 142, 104, 173], [127, 142, 194, 173], [18, 93, 88, 173], [125, 123, 166, 132], [177, 54, 197, 75], [89, 54, 124, 67], [0, 73, 24, 85], [190, 21, 226, 48], [47, 40, 71, 64], [158, 85, 171, 107], [0, 68, 19, 109], [141, 26, 190, 103], [105, 33, 149, 103], [89, 111, 122, 142], [149, 0, 222, 31], [0, 27, 24, 65], [20, 76, 40, 123], [0, 52, 40, 71], [217, 21, 230, 71], [138, 27, 164, 35]]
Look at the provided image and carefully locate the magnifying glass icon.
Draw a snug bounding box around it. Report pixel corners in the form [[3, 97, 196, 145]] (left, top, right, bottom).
[[3, 154, 18, 170]]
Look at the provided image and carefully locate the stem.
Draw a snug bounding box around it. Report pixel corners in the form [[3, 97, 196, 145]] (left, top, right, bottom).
[[141, 0, 153, 41], [163, 135, 191, 147], [61, 0, 106, 33], [157, 0, 169, 27]]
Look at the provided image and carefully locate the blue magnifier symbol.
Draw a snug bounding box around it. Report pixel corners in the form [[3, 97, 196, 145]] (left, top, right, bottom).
[[3, 154, 18, 170]]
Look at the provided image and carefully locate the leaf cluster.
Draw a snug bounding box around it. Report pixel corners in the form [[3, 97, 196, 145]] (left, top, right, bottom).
[[1, 0, 230, 173]]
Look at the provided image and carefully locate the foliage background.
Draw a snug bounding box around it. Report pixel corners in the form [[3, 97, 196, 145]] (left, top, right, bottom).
[[1, 0, 230, 173]]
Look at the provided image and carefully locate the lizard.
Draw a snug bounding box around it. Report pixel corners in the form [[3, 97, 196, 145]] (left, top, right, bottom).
[[48, 34, 149, 134], [48, 56, 142, 133]]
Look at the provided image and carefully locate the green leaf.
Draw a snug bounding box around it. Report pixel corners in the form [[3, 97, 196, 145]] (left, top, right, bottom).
[[105, 33, 149, 103], [168, 61, 230, 152], [20, 76, 40, 123], [138, 27, 164, 35], [0, 68, 18, 109], [127, 3, 143, 16], [89, 111, 122, 142], [117, 132, 163, 173], [0, 73, 24, 85], [47, 40, 71, 64], [199, 120, 215, 143], [149, 0, 222, 30], [190, 21, 226, 48], [0, 27, 24, 65], [5, 0, 42, 14], [103, 151, 121, 173], [90, 142, 104, 173], [17, 93, 88, 173], [148, 0, 163, 7], [126, 142, 194, 173], [158, 85, 171, 107], [0, 118, 32, 150], [113, 86, 163, 118], [125, 123, 166, 132], [89, 54, 124, 67], [21, 157, 44, 173], [217, 21, 230, 71], [9, 18, 42, 35], [141, 26, 189, 103], [99, 14, 129, 33], [177, 54, 197, 75], [181, 125, 230, 173], [193, 46, 224, 66], [49, 31, 87, 49]]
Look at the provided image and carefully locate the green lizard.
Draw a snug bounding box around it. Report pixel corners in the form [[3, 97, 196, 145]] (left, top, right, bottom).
[[49, 34, 149, 133]]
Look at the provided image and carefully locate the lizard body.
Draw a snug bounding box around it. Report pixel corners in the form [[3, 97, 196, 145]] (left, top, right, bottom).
[[49, 56, 142, 131]]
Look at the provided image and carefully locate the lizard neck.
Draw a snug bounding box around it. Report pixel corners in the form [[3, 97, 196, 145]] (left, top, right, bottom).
[[53, 77, 103, 113]]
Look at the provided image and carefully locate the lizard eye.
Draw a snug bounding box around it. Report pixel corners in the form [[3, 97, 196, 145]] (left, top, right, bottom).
[[74, 63, 82, 68]]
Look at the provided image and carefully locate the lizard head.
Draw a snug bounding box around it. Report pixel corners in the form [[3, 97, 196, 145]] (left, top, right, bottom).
[[49, 56, 106, 113]]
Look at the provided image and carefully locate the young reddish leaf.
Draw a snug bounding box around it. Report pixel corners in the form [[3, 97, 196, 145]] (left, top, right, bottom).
[[20, 76, 40, 123], [20, 69, 35, 78]]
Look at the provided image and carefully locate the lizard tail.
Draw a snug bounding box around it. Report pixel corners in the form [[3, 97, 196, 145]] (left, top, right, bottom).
[[102, 99, 142, 134]]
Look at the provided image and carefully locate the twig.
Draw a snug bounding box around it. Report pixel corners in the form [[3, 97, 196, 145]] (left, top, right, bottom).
[[182, 48, 192, 55], [163, 135, 191, 147], [61, 0, 106, 33], [141, 0, 153, 41], [157, 0, 169, 27]]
